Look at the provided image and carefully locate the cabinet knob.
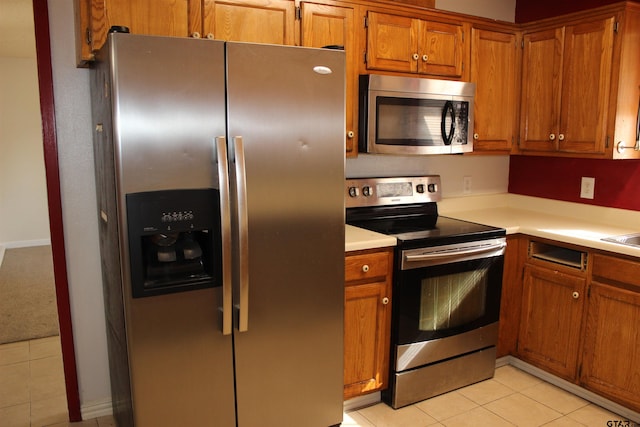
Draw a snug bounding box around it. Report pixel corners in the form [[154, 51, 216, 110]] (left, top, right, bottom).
[[362, 264, 370, 273], [347, 130, 355, 139], [572, 291, 580, 299], [422, 54, 428, 62], [473, 133, 479, 140], [382, 297, 389, 305], [412, 53, 419, 61], [558, 134, 565, 141], [549, 133, 556, 141], [191, 32, 201, 38]]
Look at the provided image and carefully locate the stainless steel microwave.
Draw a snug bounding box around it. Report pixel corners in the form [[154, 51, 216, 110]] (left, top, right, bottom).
[[359, 74, 475, 155]]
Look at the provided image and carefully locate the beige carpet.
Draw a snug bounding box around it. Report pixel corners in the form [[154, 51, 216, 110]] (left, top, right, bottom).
[[0, 245, 59, 344]]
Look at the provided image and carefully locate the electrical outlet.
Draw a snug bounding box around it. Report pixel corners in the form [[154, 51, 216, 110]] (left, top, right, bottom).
[[580, 177, 595, 199], [463, 176, 472, 195]]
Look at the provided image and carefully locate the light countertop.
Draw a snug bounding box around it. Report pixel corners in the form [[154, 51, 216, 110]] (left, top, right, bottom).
[[345, 193, 640, 258], [440, 194, 640, 258], [345, 225, 396, 252]]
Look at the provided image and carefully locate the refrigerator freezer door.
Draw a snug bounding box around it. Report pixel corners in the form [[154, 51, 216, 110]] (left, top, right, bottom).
[[106, 35, 237, 426], [226, 42, 346, 427]]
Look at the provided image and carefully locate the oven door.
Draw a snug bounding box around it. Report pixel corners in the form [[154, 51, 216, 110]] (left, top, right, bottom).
[[393, 238, 505, 371]]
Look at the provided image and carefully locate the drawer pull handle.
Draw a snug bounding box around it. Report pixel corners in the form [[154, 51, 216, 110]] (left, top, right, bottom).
[[382, 297, 389, 305], [572, 291, 580, 299], [362, 264, 370, 273]]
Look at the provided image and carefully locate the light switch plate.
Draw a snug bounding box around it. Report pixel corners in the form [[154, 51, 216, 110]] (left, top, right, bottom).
[[463, 176, 472, 194], [580, 177, 595, 199]]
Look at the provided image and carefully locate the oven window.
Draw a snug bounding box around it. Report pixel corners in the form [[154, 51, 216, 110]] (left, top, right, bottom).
[[395, 256, 503, 345], [419, 267, 488, 332]]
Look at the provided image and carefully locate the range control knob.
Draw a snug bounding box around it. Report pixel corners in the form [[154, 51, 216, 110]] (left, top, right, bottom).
[[362, 186, 372, 197], [428, 183, 437, 193], [348, 186, 359, 198], [416, 184, 425, 193]]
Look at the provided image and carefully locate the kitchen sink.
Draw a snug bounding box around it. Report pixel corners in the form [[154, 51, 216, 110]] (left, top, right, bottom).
[[601, 232, 640, 248]]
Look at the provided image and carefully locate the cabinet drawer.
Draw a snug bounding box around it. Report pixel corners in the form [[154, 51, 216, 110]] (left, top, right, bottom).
[[345, 251, 390, 282], [592, 254, 640, 287]]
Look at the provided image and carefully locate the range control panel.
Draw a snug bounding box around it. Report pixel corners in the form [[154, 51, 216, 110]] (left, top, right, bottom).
[[345, 176, 442, 208]]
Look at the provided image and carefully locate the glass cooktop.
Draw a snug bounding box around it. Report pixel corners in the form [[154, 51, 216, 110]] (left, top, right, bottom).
[[347, 213, 505, 248]]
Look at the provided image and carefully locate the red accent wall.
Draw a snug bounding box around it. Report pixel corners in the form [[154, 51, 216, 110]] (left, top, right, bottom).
[[508, 156, 640, 211], [515, 0, 640, 22]]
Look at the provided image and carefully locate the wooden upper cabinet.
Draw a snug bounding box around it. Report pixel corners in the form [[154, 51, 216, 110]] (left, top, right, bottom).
[[519, 28, 563, 152], [79, 0, 200, 62], [202, 0, 295, 44], [469, 27, 520, 153], [75, 0, 294, 63], [558, 18, 614, 153], [300, 2, 358, 156], [365, 11, 464, 79], [519, 14, 617, 156]]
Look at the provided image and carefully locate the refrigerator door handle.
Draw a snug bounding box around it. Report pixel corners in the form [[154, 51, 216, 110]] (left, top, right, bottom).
[[215, 136, 233, 336], [232, 136, 250, 332]]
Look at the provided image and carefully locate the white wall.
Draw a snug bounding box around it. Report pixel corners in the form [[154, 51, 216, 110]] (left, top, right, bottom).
[[346, 155, 510, 197], [436, 0, 516, 22], [48, 0, 111, 416], [46, 0, 516, 418], [0, 56, 50, 245]]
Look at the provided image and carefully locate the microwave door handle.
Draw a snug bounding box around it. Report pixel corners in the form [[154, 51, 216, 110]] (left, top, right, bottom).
[[441, 100, 455, 145]]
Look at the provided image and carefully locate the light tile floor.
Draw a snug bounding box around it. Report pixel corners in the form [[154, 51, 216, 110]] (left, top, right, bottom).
[[345, 366, 632, 427], [1, 337, 634, 426]]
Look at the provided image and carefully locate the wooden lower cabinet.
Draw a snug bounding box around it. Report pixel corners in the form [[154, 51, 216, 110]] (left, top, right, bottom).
[[344, 247, 393, 400], [580, 254, 640, 412], [507, 240, 640, 412], [517, 263, 587, 380]]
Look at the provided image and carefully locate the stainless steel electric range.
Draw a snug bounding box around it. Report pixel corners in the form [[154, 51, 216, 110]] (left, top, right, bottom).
[[345, 176, 506, 408]]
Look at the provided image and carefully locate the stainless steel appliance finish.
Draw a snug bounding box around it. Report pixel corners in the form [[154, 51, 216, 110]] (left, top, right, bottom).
[[91, 33, 345, 427], [345, 176, 505, 409], [358, 75, 475, 155], [602, 232, 640, 248]]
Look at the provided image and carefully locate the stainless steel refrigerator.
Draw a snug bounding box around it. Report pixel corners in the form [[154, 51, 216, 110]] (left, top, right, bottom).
[[90, 32, 345, 427]]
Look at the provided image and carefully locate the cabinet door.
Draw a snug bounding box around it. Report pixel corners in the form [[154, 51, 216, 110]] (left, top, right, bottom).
[[517, 264, 586, 380], [418, 20, 464, 78], [519, 28, 564, 152], [88, 0, 200, 54], [470, 28, 519, 152], [558, 17, 614, 154], [366, 12, 419, 73], [580, 281, 640, 412], [301, 2, 358, 156], [203, 0, 295, 44], [344, 280, 391, 400]]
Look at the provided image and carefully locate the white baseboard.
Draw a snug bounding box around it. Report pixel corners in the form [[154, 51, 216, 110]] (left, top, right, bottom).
[[2, 239, 51, 249], [344, 392, 381, 412], [81, 398, 113, 421]]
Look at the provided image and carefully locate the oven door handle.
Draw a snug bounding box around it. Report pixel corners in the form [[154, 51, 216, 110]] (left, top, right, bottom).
[[404, 241, 506, 262]]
